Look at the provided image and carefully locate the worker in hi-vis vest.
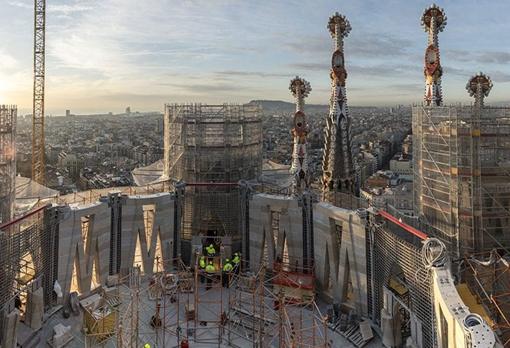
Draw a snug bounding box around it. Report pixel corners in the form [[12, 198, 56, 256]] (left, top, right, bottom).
[[206, 244, 216, 256], [199, 256, 206, 269], [199, 255, 206, 283], [206, 261, 215, 273], [232, 252, 241, 273], [205, 261, 216, 290], [222, 259, 233, 288]]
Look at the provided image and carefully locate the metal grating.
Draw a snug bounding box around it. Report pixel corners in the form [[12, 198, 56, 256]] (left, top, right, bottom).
[[182, 184, 240, 241], [369, 222, 435, 348], [0, 105, 16, 224], [0, 205, 52, 345], [163, 104, 262, 245]]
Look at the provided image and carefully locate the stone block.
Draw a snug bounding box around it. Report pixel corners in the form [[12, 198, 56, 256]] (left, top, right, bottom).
[[1, 309, 19, 348], [24, 286, 44, 330]]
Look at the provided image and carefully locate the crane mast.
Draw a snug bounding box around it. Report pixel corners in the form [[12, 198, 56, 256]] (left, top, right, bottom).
[[32, 0, 46, 184]]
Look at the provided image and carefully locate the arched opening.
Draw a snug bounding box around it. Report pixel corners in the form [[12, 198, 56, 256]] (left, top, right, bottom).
[[133, 231, 144, 272], [198, 212, 226, 255], [15, 251, 37, 315], [90, 253, 100, 291], [384, 262, 412, 346], [70, 249, 81, 294], [153, 230, 163, 273]]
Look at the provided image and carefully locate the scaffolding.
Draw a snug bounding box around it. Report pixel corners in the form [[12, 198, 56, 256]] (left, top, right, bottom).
[[88, 238, 328, 348], [226, 262, 327, 348], [163, 104, 263, 254], [0, 205, 50, 347], [0, 105, 16, 224], [461, 250, 510, 346], [412, 105, 510, 255], [163, 103, 262, 183]]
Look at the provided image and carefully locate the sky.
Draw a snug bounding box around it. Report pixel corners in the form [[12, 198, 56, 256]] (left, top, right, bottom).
[[0, 0, 509, 115]]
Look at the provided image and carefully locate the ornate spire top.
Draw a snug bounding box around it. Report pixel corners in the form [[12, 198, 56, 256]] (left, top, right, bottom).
[[421, 4, 447, 33], [328, 12, 351, 38], [466, 72, 492, 107], [289, 76, 311, 98]]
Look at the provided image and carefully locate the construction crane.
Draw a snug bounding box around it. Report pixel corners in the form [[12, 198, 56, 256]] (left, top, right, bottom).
[[32, 0, 46, 184]]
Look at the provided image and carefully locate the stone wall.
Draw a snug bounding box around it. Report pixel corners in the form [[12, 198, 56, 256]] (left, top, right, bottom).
[[119, 193, 175, 275], [56, 193, 175, 299], [313, 202, 368, 316], [247, 194, 368, 316], [248, 193, 305, 268], [57, 200, 111, 298]]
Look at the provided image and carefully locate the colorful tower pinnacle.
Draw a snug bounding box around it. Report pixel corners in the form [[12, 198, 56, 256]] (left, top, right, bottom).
[[466, 72, 492, 107], [421, 4, 447, 106], [321, 12, 355, 201], [289, 76, 311, 194]]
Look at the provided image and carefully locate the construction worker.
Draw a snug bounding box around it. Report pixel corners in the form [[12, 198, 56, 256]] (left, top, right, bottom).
[[205, 260, 216, 273], [199, 255, 206, 283], [222, 259, 233, 287], [199, 256, 206, 269], [205, 260, 215, 290], [206, 243, 216, 257], [232, 252, 241, 273]]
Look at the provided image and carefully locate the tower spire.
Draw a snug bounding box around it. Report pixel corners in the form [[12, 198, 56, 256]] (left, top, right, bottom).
[[321, 12, 355, 202], [421, 4, 447, 106], [466, 72, 492, 108], [289, 76, 311, 194]]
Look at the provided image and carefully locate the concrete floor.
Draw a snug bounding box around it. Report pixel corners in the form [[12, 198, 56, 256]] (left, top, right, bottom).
[[18, 278, 383, 347]]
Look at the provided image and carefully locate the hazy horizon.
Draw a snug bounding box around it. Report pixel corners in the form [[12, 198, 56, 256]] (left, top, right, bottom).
[[1, 0, 510, 114]]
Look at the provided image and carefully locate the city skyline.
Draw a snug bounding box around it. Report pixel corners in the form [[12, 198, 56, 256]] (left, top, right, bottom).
[[1, 0, 510, 115]]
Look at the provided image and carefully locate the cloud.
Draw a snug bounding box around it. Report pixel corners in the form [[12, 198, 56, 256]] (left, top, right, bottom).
[[488, 71, 510, 83], [285, 31, 413, 58], [349, 33, 413, 57], [4, 0, 510, 111], [445, 49, 510, 65], [165, 82, 248, 94], [388, 83, 422, 90], [443, 66, 471, 78], [350, 64, 418, 77], [284, 40, 330, 54], [288, 62, 420, 78], [287, 63, 329, 71], [8, 0, 93, 13], [7, 1, 31, 9], [0, 51, 18, 69], [215, 71, 290, 78]]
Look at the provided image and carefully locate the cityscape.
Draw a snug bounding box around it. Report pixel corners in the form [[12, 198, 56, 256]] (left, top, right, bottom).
[[0, 1, 509, 348]]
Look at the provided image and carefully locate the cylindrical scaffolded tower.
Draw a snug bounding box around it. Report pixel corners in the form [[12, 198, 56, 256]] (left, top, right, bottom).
[[321, 12, 356, 205], [0, 105, 17, 224], [163, 104, 262, 260], [421, 4, 446, 106]]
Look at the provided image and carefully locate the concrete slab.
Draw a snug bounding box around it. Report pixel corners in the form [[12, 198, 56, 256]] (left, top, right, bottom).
[[18, 275, 383, 347]]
